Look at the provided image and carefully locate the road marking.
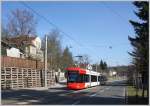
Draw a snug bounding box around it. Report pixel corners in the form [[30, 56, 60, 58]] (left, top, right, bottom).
[[60, 86, 103, 97], [124, 87, 127, 104], [123, 87, 125, 97], [28, 100, 39, 103], [60, 87, 93, 96], [59, 90, 86, 96], [111, 96, 125, 99], [90, 93, 97, 97], [100, 90, 104, 92], [126, 87, 128, 104], [59, 90, 78, 96], [105, 87, 110, 90], [21, 94, 28, 96], [59, 93, 71, 96], [72, 100, 80, 105], [16, 102, 28, 105]]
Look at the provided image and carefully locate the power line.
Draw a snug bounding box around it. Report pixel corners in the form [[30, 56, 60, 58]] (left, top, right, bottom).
[[20, 1, 100, 59], [101, 2, 130, 25], [20, 1, 83, 47], [86, 42, 129, 48], [20, 1, 129, 63]]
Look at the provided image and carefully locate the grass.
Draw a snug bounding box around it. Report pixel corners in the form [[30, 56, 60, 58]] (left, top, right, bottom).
[[127, 86, 148, 104], [127, 86, 148, 97]]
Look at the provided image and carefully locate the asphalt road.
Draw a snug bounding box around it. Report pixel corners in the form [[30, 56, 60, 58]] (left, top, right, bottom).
[[2, 80, 127, 105]]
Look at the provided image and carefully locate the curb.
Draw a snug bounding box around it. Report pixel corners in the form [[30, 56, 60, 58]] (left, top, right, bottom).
[[125, 87, 128, 104]]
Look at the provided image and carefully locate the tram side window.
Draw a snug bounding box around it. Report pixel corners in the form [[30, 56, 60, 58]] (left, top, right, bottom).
[[78, 74, 84, 83], [78, 74, 89, 83], [84, 74, 89, 82], [91, 75, 97, 82], [98, 76, 101, 81]]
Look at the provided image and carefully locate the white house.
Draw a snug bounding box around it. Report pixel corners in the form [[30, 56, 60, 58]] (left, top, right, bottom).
[[32, 37, 41, 50], [109, 70, 117, 76], [6, 47, 24, 58], [6, 35, 44, 61]]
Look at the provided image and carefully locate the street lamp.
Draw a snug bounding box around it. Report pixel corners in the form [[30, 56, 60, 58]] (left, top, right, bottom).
[[74, 55, 83, 67]]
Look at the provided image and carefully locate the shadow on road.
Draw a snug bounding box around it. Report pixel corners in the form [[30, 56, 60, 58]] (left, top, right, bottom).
[[1, 80, 128, 105], [127, 96, 148, 105], [49, 87, 69, 91], [104, 80, 128, 86], [1, 88, 125, 105]]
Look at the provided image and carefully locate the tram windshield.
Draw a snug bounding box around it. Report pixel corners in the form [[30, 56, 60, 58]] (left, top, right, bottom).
[[67, 71, 79, 83]]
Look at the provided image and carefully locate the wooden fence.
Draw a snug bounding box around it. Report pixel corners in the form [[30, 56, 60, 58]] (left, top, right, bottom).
[[1, 56, 55, 89], [1, 56, 44, 69]]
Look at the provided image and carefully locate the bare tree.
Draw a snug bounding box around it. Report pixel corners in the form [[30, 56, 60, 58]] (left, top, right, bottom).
[[78, 54, 90, 68], [42, 29, 62, 71], [7, 9, 37, 36], [82, 54, 90, 65], [2, 26, 9, 39]]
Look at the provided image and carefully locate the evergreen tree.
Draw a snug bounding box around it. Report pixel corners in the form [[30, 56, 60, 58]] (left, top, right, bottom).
[[128, 1, 149, 98], [100, 60, 104, 70], [99, 60, 107, 71], [103, 62, 108, 70]]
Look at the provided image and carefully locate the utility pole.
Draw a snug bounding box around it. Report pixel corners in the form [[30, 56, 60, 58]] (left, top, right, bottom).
[[96, 64, 97, 72], [96, 64, 98, 85], [45, 34, 47, 87]]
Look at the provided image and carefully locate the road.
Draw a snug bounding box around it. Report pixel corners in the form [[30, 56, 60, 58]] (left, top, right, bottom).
[[2, 80, 127, 105]]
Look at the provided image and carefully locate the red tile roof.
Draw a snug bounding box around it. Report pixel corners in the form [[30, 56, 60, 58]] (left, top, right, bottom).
[[6, 35, 36, 47]]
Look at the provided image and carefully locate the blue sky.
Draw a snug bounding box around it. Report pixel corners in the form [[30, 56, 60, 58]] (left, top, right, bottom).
[[2, 1, 139, 66]]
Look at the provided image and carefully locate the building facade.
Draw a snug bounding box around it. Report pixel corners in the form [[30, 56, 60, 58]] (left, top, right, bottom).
[[2, 35, 44, 61]]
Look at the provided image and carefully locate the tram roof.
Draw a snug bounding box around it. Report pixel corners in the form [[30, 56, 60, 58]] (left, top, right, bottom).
[[66, 67, 101, 75], [65, 67, 85, 71]]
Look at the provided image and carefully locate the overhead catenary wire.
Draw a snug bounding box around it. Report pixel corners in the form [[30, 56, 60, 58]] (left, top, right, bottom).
[[20, 1, 100, 57], [20, 1, 130, 63], [20, 1, 83, 47], [101, 2, 130, 25], [21, 1, 129, 49]]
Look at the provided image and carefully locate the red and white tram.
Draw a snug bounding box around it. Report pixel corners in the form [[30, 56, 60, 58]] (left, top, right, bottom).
[[66, 67, 101, 90]]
